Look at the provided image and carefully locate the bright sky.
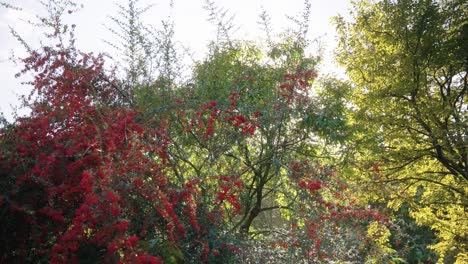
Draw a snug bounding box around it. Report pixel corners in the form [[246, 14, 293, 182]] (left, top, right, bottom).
[[0, 0, 352, 122]]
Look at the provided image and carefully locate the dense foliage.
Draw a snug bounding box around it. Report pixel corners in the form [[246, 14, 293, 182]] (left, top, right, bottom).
[[0, 0, 465, 263], [335, 0, 467, 262]]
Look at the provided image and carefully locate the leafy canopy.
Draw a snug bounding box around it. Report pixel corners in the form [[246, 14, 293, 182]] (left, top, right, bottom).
[[335, 0, 467, 262]]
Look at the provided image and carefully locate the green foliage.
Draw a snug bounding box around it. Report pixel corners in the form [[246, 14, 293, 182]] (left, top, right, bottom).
[[389, 205, 438, 263], [335, 0, 467, 262], [5, 0, 465, 262], [106, 0, 182, 103]]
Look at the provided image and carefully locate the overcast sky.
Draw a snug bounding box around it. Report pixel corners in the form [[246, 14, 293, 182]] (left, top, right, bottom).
[[0, 0, 352, 121]]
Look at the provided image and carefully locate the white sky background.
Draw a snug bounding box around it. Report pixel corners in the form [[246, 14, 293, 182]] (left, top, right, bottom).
[[0, 0, 352, 122]]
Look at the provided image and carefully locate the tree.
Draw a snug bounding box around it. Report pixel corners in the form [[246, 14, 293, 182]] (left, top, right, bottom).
[[1, 0, 394, 262], [0, 2, 239, 262], [335, 0, 467, 262], [132, 1, 393, 262]]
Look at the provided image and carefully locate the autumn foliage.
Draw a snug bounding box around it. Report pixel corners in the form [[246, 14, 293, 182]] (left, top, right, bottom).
[[0, 1, 394, 263], [0, 44, 383, 263], [0, 35, 257, 261]]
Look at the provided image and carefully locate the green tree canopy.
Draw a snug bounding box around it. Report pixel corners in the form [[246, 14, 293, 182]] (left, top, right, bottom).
[[335, 0, 467, 262]]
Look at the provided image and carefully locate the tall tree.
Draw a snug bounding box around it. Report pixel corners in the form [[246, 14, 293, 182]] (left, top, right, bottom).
[[335, 0, 467, 262], [0, 0, 399, 262]]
